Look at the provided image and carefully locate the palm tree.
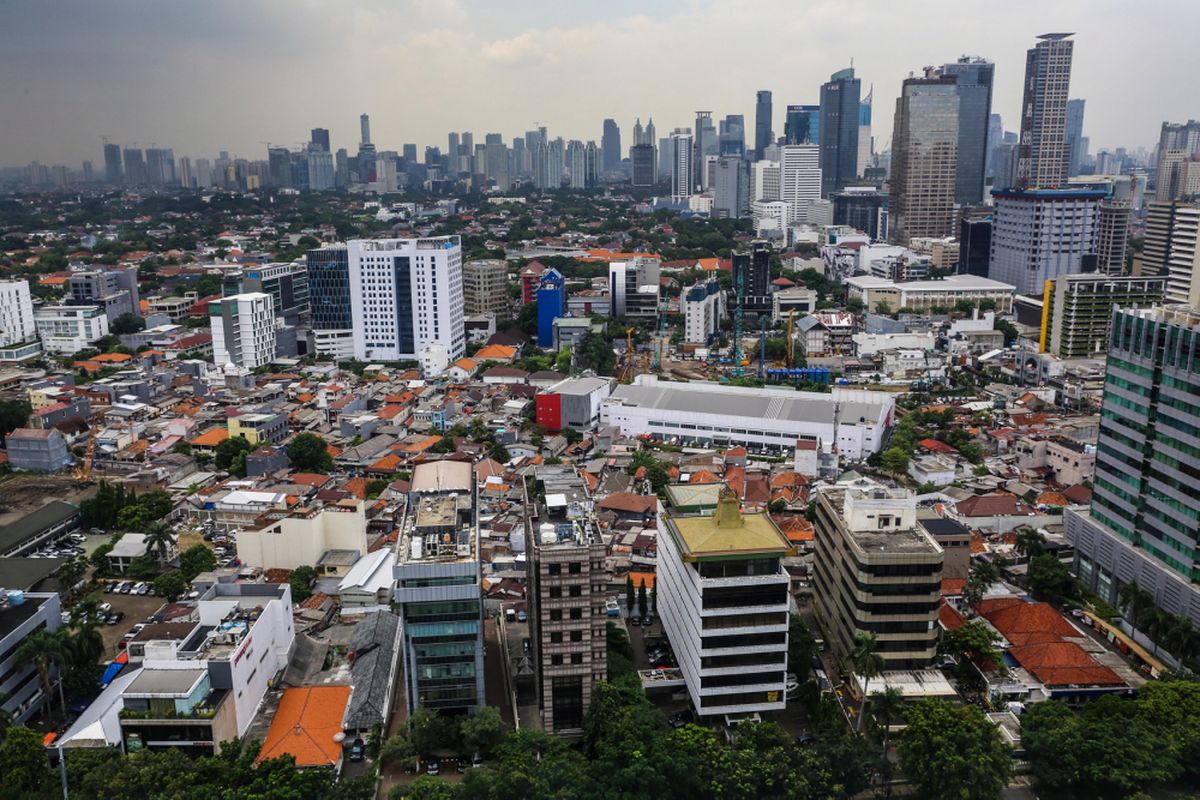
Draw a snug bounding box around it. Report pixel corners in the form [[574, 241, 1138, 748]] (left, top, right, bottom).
[[1014, 528, 1045, 560], [16, 628, 69, 719], [870, 686, 905, 799], [849, 632, 885, 734], [1117, 581, 1156, 651], [55, 556, 90, 598], [963, 559, 1000, 613], [69, 599, 105, 666], [143, 522, 177, 564], [1161, 615, 1200, 666]]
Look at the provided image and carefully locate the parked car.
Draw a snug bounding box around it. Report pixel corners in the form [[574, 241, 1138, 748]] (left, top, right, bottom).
[[135, 583, 150, 595], [99, 602, 112, 613], [785, 674, 801, 697], [516, 609, 527, 623], [105, 612, 125, 626], [348, 738, 365, 763], [426, 760, 440, 776], [668, 710, 694, 729], [119, 582, 134, 594]]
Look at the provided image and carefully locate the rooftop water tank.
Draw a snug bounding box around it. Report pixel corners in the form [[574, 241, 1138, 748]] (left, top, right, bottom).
[[8, 590, 24, 606], [540, 523, 557, 545], [410, 536, 424, 561]]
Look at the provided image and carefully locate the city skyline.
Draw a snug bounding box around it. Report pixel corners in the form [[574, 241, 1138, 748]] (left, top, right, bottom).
[[2, 0, 1194, 167]]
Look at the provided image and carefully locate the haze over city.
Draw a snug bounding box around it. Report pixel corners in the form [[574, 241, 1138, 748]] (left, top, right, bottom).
[[2, 0, 1196, 165]]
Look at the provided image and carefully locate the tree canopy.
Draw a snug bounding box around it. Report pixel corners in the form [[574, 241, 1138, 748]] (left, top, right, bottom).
[[287, 432, 334, 473], [895, 699, 1012, 800]]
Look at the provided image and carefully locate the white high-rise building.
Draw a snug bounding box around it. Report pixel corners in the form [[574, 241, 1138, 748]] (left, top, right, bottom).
[[751, 160, 781, 202], [210, 292, 276, 368], [34, 305, 109, 355], [348, 236, 464, 375], [780, 144, 822, 224], [989, 188, 1103, 295], [0, 280, 36, 347], [671, 129, 693, 201], [682, 278, 725, 344]]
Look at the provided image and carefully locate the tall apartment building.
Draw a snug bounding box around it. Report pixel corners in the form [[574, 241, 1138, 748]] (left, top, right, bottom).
[[306, 245, 353, 359], [33, 305, 109, 354], [659, 487, 794, 718], [779, 144, 822, 224], [940, 57, 995, 206], [889, 73, 959, 244], [524, 466, 607, 735], [347, 236, 464, 375], [393, 461, 485, 714], [813, 483, 943, 669], [712, 157, 749, 219], [609, 258, 660, 319], [732, 241, 772, 313], [671, 129, 694, 201], [0, 592, 63, 724], [223, 262, 309, 321], [68, 266, 140, 323], [682, 278, 725, 344], [462, 260, 508, 317], [209, 292, 276, 369], [820, 68, 861, 196], [1017, 33, 1074, 189], [751, 159, 781, 203], [103, 143, 122, 183], [1154, 120, 1200, 201], [630, 144, 657, 187], [988, 188, 1104, 295], [0, 280, 36, 347], [1040, 273, 1166, 358], [1141, 201, 1200, 304], [1067, 306, 1200, 625]]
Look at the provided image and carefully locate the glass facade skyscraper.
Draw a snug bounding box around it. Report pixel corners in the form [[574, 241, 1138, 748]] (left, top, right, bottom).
[[889, 74, 959, 244], [754, 90, 773, 161], [819, 68, 861, 196], [940, 57, 994, 206], [784, 105, 820, 147]]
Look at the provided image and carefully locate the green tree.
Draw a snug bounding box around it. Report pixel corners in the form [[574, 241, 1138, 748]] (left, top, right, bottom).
[[1118, 580, 1156, 647], [897, 699, 1011, 800], [555, 345, 573, 374], [880, 446, 910, 477], [963, 559, 1000, 612], [940, 619, 1004, 677], [0, 726, 50, 795], [153, 570, 188, 601], [787, 615, 817, 684], [16, 628, 69, 718], [1014, 527, 1046, 559], [0, 398, 33, 439], [287, 432, 334, 472], [637, 579, 649, 619], [625, 574, 635, 613], [390, 776, 456, 800], [459, 705, 506, 756], [179, 543, 217, 581], [289, 565, 316, 603], [1027, 554, 1079, 605], [214, 435, 252, 476], [143, 522, 176, 563], [110, 312, 145, 335], [365, 478, 390, 498], [849, 632, 884, 733], [409, 708, 458, 756]]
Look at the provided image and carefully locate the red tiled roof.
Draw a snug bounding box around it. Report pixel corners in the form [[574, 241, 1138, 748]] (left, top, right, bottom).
[[939, 600, 966, 631], [597, 492, 657, 514], [978, 598, 1080, 647], [956, 493, 1033, 518], [256, 686, 351, 767], [919, 437, 958, 454], [1007, 641, 1124, 687]]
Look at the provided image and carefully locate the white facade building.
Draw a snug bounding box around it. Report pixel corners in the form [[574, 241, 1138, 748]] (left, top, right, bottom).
[[751, 159, 781, 202], [209, 292, 276, 369], [682, 278, 725, 343], [347, 237, 464, 374], [0, 280, 36, 347], [671, 129, 693, 200], [989, 188, 1104, 295], [237, 500, 370, 571], [602, 375, 895, 460], [845, 274, 1016, 314], [779, 144, 821, 224], [34, 305, 109, 354]]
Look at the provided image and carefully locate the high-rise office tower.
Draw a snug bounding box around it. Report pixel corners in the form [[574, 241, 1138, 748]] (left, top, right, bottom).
[[1154, 121, 1200, 201], [1095, 200, 1132, 275], [631, 118, 644, 150], [989, 187, 1104, 294], [754, 90, 773, 161], [718, 114, 745, 157], [210, 292, 276, 369], [1066, 100, 1086, 177], [958, 210, 992, 277], [858, 89, 873, 176], [658, 136, 672, 179], [1143, 201, 1200, 304], [524, 466, 607, 736], [1067, 305, 1200, 624], [585, 141, 600, 188], [306, 245, 354, 358], [732, 241, 772, 312], [889, 72, 959, 244], [645, 119, 656, 150], [985, 113, 1004, 178], [268, 148, 292, 189], [712, 157, 749, 219], [670, 129, 693, 201], [819, 67, 861, 196], [122, 148, 146, 184], [310, 128, 330, 152], [360, 113, 371, 145], [484, 134, 509, 191], [630, 144, 657, 187], [103, 144, 122, 183], [1017, 33, 1074, 189], [833, 189, 886, 240], [566, 140, 587, 190], [779, 144, 821, 224], [693, 112, 712, 190], [395, 460, 486, 715], [402, 143, 417, 164], [941, 56, 995, 205], [447, 132, 460, 168], [347, 236, 464, 373], [784, 105, 820, 146], [601, 119, 621, 173]]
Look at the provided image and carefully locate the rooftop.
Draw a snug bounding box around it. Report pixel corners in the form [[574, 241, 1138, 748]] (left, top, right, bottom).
[[667, 487, 792, 560], [0, 501, 79, 555], [126, 667, 206, 697], [256, 685, 351, 768]]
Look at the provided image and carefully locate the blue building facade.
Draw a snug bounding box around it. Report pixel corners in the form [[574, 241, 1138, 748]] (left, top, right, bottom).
[[536, 268, 566, 348]]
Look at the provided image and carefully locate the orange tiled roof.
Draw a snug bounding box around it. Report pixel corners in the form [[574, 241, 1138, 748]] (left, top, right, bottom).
[[342, 477, 370, 499], [397, 435, 442, 454], [256, 685, 351, 768], [189, 427, 229, 447], [978, 597, 1080, 646], [1007, 641, 1124, 687], [92, 352, 133, 363], [629, 570, 656, 591], [369, 453, 403, 472], [688, 469, 721, 484], [475, 344, 518, 360]]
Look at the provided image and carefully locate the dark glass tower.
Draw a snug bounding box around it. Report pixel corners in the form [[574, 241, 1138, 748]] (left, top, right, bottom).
[[819, 68, 861, 196], [306, 246, 352, 331], [941, 57, 995, 206], [784, 105, 820, 146], [601, 119, 621, 172], [754, 90, 773, 161]]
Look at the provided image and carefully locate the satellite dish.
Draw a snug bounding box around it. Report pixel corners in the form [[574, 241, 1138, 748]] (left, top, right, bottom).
[[333, 732, 346, 743]]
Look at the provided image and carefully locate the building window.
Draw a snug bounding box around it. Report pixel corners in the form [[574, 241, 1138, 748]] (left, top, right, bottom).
[[568, 562, 582, 574], [570, 653, 583, 665], [550, 609, 562, 621], [551, 654, 563, 666], [569, 608, 582, 620], [551, 632, 562, 644], [570, 630, 583, 642], [568, 585, 582, 598], [549, 587, 562, 599], [548, 564, 561, 576]]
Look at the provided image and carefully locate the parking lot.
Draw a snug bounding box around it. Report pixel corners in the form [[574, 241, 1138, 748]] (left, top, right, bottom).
[[90, 584, 169, 659]]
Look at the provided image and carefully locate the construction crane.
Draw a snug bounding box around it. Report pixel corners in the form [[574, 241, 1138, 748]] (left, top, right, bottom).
[[619, 327, 636, 383], [73, 426, 98, 483]]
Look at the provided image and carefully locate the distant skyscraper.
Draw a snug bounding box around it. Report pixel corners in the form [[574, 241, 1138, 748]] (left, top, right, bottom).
[[713, 157, 749, 219], [819, 67, 861, 196], [122, 148, 146, 184], [585, 141, 600, 188], [566, 140, 587, 190], [1017, 33, 1074, 189], [857, 89, 873, 176], [402, 143, 417, 164], [484, 134, 509, 191], [754, 90, 773, 161], [1066, 99, 1086, 177], [632, 118, 644, 149], [784, 105, 820, 146], [601, 119, 621, 173], [103, 143, 122, 183], [360, 113, 371, 146], [780, 145, 821, 224], [941, 56, 995, 205], [670, 129, 693, 201], [985, 113, 1004, 178], [694, 112, 712, 190], [890, 72, 959, 244], [631, 144, 657, 187], [310, 128, 330, 153], [718, 114, 745, 157], [658, 136, 672, 178], [1154, 121, 1200, 201], [645, 119, 656, 149]]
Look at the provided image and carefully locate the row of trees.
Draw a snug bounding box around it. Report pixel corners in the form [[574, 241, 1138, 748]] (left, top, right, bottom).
[[79, 483, 174, 532]]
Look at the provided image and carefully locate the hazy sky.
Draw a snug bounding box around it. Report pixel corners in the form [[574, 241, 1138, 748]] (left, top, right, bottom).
[[2, 0, 1196, 167]]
